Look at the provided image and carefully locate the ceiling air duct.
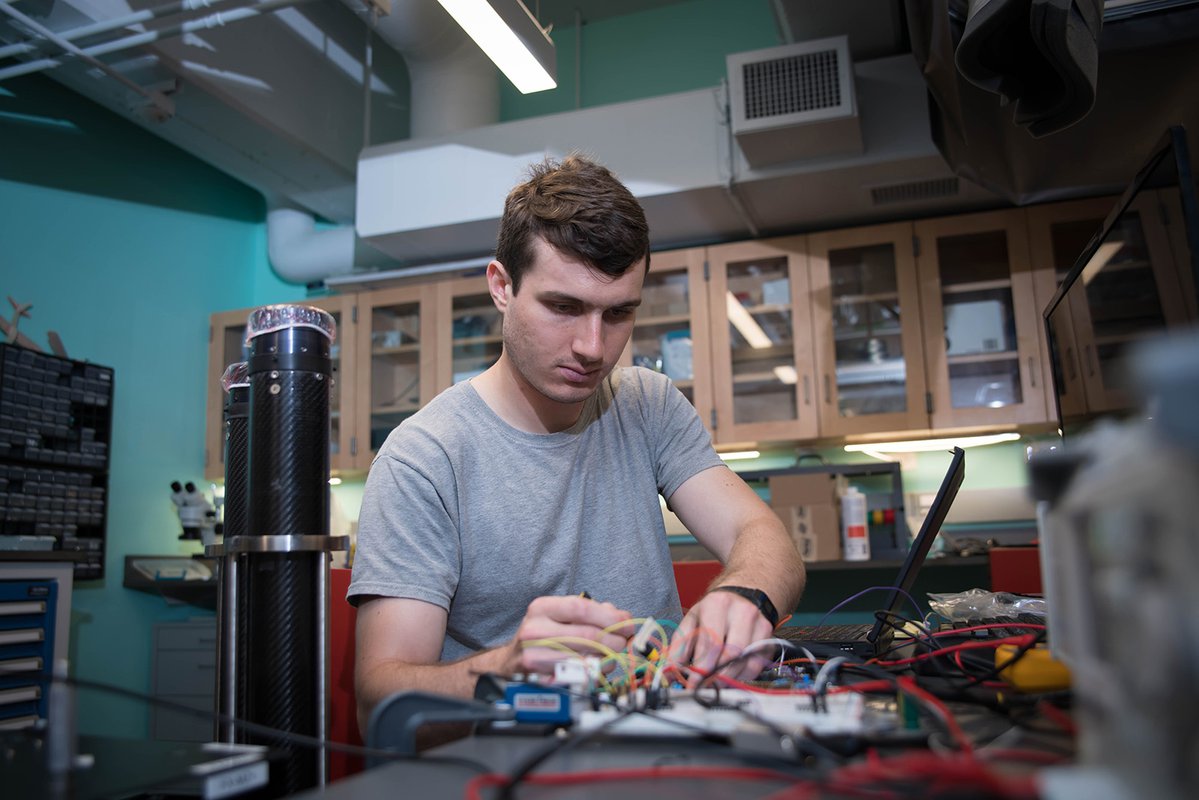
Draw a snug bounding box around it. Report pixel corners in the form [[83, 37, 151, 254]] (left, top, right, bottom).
[[727, 35, 862, 167]]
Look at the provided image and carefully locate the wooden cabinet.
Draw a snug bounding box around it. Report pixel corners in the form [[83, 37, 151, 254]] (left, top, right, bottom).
[[808, 223, 929, 437], [355, 284, 440, 464], [204, 295, 357, 480], [1026, 192, 1193, 420], [433, 275, 503, 392], [619, 247, 715, 436], [205, 197, 1170, 468], [705, 237, 819, 444], [914, 209, 1049, 429]]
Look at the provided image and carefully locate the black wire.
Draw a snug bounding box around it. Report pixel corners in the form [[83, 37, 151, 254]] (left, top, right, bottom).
[[7, 670, 492, 774], [494, 704, 639, 800]]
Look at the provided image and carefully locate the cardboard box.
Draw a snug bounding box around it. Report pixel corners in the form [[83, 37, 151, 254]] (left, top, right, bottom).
[[784, 504, 842, 562], [769, 474, 842, 562]]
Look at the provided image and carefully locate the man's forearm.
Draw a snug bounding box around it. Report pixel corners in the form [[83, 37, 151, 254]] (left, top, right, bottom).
[[355, 643, 515, 735], [712, 515, 806, 621]]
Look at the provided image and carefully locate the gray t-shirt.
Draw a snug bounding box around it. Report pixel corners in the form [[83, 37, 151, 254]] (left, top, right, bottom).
[[347, 366, 723, 662]]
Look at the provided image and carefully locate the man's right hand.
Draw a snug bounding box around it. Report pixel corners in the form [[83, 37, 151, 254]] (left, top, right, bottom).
[[507, 595, 636, 676]]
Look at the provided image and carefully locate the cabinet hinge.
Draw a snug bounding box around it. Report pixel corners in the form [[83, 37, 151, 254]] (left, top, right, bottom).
[[352, 304, 358, 324], [912, 235, 921, 258], [925, 391, 933, 415]]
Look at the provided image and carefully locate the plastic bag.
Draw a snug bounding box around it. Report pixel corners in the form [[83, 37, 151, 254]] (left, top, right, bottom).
[[928, 588, 1047, 622]]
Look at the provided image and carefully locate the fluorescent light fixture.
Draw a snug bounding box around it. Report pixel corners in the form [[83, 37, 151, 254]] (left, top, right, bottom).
[[437, 0, 556, 94], [1080, 241, 1124, 286], [718, 450, 761, 461], [845, 432, 1020, 461], [329, 477, 343, 486], [725, 292, 773, 348]]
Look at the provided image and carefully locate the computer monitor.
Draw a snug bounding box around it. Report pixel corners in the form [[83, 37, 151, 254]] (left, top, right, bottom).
[[1042, 125, 1199, 439]]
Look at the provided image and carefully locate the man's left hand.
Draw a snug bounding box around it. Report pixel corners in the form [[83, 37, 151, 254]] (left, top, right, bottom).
[[673, 589, 776, 684]]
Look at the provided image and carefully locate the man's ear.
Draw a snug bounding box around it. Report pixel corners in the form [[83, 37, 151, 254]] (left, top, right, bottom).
[[486, 260, 512, 312]]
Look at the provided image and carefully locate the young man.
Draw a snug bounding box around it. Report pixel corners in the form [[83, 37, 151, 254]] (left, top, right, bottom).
[[349, 155, 805, 731]]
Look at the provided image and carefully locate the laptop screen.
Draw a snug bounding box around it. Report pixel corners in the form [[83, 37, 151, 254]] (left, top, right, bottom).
[[866, 447, 966, 643]]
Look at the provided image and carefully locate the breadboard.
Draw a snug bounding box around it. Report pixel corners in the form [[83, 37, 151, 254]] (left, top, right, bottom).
[[575, 689, 866, 738]]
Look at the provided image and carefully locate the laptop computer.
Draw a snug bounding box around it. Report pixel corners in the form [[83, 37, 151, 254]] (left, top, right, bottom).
[[776, 446, 966, 658]]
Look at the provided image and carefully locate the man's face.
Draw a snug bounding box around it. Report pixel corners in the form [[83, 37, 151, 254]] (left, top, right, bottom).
[[492, 237, 645, 408]]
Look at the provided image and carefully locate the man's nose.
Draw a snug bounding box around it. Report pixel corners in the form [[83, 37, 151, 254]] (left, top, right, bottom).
[[573, 313, 604, 364]]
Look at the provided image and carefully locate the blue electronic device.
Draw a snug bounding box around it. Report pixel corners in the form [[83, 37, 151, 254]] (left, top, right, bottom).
[[503, 682, 573, 725]]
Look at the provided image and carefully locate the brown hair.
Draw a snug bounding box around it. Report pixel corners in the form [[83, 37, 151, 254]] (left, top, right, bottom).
[[495, 154, 650, 293]]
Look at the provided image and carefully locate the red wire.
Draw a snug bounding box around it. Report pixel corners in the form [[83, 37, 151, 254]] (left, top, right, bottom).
[[873, 633, 1039, 668], [1037, 699, 1077, 736], [464, 764, 800, 800], [895, 676, 973, 753]]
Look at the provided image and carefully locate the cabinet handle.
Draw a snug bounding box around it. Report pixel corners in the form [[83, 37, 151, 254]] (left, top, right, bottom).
[[823, 374, 831, 405], [802, 375, 811, 406], [1084, 345, 1096, 378], [1065, 347, 1077, 382], [1028, 357, 1036, 388]]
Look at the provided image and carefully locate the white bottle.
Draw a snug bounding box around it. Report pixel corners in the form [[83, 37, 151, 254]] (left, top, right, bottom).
[[840, 486, 871, 561]]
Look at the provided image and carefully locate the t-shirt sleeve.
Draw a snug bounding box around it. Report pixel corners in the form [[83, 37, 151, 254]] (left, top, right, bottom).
[[632, 368, 724, 499], [346, 436, 461, 609]]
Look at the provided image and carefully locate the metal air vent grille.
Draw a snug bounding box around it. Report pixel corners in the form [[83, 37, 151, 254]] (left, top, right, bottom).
[[741, 48, 843, 120], [727, 36, 860, 166], [870, 177, 961, 206]]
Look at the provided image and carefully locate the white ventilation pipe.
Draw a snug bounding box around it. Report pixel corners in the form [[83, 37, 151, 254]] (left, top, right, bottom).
[[367, 0, 498, 138], [267, 207, 357, 285], [269, 0, 500, 284]]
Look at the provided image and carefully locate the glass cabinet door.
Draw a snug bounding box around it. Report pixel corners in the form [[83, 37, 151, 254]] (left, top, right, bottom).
[[619, 247, 713, 435], [435, 276, 503, 391], [204, 297, 355, 480], [356, 285, 437, 460], [808, 223, 929, 437], [1030, 194, 1189, 415], [707, 237, 818, 443], [915, 210, 1048, 428]]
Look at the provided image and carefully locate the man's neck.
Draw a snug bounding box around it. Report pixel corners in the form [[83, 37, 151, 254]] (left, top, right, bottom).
[[471, 355, 586, 434]]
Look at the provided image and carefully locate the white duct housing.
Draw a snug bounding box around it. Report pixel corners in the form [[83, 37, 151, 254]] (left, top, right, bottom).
[[727, 35, 862, 167], [353, 52, 1000, 271]]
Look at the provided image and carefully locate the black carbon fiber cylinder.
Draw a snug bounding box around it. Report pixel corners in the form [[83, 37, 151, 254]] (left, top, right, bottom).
[[218, 377, 250, 744], [223, 382, 250, 540], [247, 326, 331, 536], [243, 309, 334, 796]]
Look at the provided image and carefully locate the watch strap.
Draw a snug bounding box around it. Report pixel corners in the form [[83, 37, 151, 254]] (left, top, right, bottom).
[[711, 585, 779, 628]]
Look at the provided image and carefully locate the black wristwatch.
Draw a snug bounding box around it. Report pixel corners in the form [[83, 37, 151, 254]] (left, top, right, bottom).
[[711, 585, 779, 628]]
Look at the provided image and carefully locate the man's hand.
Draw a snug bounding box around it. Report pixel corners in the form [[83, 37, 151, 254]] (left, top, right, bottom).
[[508, 595, 637, 676], [673, 589, 776, 684]]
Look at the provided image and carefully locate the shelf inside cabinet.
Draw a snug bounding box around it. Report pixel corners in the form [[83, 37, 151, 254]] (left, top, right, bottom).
[[834, 326, 903, 341], [941, 278, 1012, 295], [452, 335, 503, 347], [835, 359, 906, 385], [372, 344, 422, 356], [832, 291, 900, 305], [635, 312, 692, 327], [372, 403, 420, 415], [945, 351, 1018, 365]]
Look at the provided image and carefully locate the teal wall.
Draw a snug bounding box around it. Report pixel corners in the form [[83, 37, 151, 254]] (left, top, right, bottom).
[[0, 74, 305, 738], [501, 0, 781, 120]]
